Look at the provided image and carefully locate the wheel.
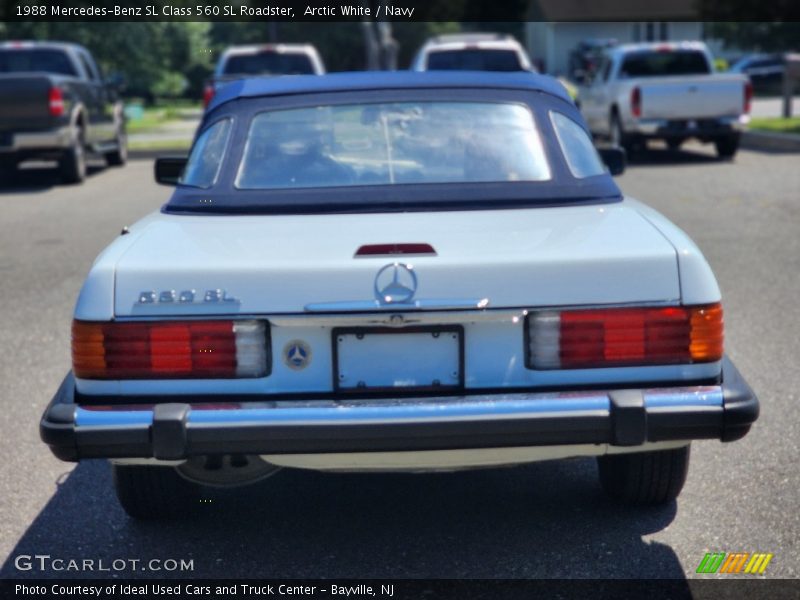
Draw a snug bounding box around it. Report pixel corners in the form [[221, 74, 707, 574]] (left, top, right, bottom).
[[113, 464, 201, 520], [104, 126, 128, 167], [666, 138, 684, 151], [59, 128, 87, 184], [597, 445, 690, 505], [0, 157, 17, 183], [714, 134, 740, 160], [610, 113, 635, 155]]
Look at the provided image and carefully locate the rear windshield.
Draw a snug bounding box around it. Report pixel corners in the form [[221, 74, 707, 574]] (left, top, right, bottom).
[[426, 49, 523, 72], [620, 50, 711, 78], [235, 101, 550, 190], [221, 52, 315, 76], [0, 49, 77, 76]]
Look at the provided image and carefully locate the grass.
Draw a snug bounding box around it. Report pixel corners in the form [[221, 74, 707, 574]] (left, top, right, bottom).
[[749, 117, 800, 135], [125, 102, 201, 134], [128, 138, 192, 152]]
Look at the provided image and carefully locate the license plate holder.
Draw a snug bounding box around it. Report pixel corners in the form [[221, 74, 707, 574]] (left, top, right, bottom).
[[333, 326, 464, 392]]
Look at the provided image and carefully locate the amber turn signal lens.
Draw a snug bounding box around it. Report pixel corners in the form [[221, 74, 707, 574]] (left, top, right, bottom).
[[689, 303, 724, 362]]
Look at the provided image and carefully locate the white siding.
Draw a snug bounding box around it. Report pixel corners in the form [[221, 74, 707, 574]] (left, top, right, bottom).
[[525, 21, 705, 78]]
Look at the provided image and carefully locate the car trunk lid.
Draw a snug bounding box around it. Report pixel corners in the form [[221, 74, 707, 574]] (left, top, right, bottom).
[[112, 202, 680, 317]]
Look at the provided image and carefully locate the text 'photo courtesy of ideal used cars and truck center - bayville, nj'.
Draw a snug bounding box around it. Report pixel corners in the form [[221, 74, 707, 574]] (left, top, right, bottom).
[[1, 0, 800, 598]]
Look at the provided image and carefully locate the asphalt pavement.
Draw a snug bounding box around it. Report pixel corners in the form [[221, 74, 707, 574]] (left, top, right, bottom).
[[0, 144, 798, 580]]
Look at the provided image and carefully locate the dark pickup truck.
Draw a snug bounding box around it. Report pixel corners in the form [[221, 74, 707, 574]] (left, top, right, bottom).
[[0, 41, 127, 183]]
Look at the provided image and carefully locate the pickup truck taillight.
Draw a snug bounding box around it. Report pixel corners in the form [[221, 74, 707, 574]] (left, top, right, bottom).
[[630, 86, 642, 118], [72, 320, 269, 379], [527, 304, 723, 370], [48, 86, 65, 117], [203, 84, 215, 108], [744, 80, 753, 114]]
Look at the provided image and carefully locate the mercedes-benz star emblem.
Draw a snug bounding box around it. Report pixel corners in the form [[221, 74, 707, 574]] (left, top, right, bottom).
[[374, 262, 418, 304], [283, 340, 312, 370]]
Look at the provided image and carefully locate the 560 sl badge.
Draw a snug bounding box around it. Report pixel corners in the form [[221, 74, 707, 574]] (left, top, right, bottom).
[[137, 289, 239, 304]]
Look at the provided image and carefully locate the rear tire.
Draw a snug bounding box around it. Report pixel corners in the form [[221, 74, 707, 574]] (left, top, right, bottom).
[[0, 157, 17, 183], [666, 138, 684, 151], [597, 445, 690, 505], [714, 134, 740, 160], [59, 128, 87, 184], [610, 113, 636, 156], [105, 127, 128, 167], [113, 464, 201, 520]]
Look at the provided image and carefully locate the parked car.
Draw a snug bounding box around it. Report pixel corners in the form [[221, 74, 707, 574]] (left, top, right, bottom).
[[411, 33, 535, 72], [729, 53, 785, 94], [568, 38, 617, 83], [0, 41, 127, 183], [41, 72, 758, 520], [578, 41, 752, 158], [203, 44, 325, 108]]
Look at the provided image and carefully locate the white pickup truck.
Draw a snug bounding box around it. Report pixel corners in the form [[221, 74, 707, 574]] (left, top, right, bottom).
[[578, 42, 752, 159]]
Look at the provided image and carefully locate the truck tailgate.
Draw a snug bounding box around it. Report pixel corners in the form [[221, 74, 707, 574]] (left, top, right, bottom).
[[639, 75, 746, 120], [0, 74, 59, 132]]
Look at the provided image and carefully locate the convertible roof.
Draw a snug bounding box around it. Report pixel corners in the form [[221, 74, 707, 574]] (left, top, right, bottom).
[[209, 70, 572, 111]]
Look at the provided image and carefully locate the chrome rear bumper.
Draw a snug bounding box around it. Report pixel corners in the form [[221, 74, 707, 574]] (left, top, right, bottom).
[[41, 356, 758, 462]]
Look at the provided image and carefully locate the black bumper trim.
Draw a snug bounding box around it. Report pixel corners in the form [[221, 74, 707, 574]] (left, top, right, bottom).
[[40, 356, 758, 462]]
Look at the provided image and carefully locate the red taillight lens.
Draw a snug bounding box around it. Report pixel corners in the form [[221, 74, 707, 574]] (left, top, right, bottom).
[[355, 243, 436, 257], [72, 320, 269, 379], [527, 304, 723, 369], [630, 86, 642, 118], [48, 86, 65, 117], [202, 85, 215, 108], [743, 80, 753, 114]]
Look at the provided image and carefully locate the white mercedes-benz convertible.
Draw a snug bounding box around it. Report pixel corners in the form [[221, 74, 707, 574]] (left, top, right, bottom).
[[41, 72, 758, 519]]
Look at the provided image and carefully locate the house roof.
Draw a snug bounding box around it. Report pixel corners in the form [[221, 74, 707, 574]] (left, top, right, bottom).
[[530, 0, 699, 21]]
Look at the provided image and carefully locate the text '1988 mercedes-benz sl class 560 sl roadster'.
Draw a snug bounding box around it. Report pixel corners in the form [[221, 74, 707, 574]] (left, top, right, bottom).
[[40, 71, 758, 519]]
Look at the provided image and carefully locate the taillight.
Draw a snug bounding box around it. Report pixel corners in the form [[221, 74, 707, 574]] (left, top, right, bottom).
[[527, 304, 723, 369], [72, 320, 269, 379], [630, 86, 642, 118], [744, 80, 753, 114], [202, 85, 215, 108], [48, 87, 65, 117]]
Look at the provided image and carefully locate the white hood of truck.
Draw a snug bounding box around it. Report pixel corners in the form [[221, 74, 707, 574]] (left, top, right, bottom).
[[105, 201, 681, 317]]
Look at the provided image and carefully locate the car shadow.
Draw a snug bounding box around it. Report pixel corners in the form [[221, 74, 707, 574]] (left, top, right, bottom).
[[1, 458, 690, 585], [0, 162, 105, 195], [624, 145, 721, 168]]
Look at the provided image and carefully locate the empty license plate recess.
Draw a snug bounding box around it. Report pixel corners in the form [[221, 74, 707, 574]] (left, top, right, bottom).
[[333, 326, 464, 392]]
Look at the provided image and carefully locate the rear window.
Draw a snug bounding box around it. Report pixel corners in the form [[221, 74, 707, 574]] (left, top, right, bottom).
[[236, 101, 550, 190], [222, 52, 315, 76], [0, 49, 77, 76], [620, 50, 711, 78], [426, 49, 523, 72]]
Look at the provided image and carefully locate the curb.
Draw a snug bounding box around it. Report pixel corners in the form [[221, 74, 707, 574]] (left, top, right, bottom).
[[741, 130, 800, 153]]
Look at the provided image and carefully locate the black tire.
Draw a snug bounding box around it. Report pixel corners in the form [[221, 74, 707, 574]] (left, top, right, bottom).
[[105, 127, 128, 167], [714, 134, 740, 160], [59, 129, 87, 184], [0, 157, 17, 183], [666, 138, 684, 151], [610, 112, 634, 155], [597, 445, 690, 505], [113, 464, 201, 520]]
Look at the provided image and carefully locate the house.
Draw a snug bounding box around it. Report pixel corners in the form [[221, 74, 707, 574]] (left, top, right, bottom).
[[526, 0, 704, 76]]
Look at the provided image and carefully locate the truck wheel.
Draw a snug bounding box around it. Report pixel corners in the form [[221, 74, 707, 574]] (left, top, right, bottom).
[[666, 138, 684, 151], [714, 135, 740, 160], [597, 445, 690, 505], [59, 129, 87, 184], [0, 157, 17, 183], [610, 114, 634, 155], [105, 127, 128, 167], [113, 464, 201, 520]]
